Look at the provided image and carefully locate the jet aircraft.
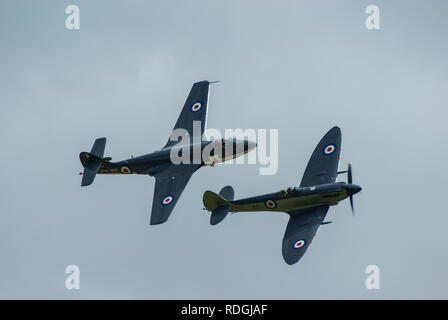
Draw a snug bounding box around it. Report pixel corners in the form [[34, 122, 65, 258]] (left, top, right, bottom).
[[203, 126, 362, 264], [80, 81, 257, 225]]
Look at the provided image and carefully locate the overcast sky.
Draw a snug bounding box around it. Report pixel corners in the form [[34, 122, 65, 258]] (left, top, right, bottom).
[[1, 0, 447, 299]]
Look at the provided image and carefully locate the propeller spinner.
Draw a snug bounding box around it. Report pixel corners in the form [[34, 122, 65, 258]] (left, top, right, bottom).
[[338, 163, 362, 215]]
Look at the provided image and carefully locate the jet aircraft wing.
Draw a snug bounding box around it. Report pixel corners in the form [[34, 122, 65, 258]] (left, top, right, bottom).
[[299, 126, 341, 187], [282, 205, 329, 265], [149, 164, 200, 225], [164, 81, 211, 148]]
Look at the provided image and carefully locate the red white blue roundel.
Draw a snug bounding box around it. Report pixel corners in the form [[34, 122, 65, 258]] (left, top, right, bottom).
[[161, 195, 174, 205], [121, 166, 131, 174], [323, 144, 336, 155], [191, 102, 202, 112], [265, 199, 277, 209], [293, 239, 306, 249]]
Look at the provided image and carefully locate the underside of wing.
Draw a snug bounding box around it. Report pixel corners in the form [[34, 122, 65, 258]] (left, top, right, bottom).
[[164, 81, 211, 148], [282, 205, 329, 265], [149, 164, 200, 225], [299, 126, 342, 187]]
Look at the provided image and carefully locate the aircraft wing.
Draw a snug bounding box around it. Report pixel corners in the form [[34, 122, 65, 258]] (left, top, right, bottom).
[[299, 126, 342, 187], [149, 164, 200, 225], [282, 205, 329, 265], [164, 81, 211, 148]]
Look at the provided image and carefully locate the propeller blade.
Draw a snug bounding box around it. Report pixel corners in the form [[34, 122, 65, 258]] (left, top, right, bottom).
[[350, 195, 355, 215], [347, 163, 352, 184]]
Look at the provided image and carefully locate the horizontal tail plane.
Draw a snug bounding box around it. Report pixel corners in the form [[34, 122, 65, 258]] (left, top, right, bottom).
[[203, 185, 235, 225], [79, 137, 108, 187]]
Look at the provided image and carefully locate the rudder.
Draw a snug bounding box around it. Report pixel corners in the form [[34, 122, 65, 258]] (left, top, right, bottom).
[[79, 137, 107, 187], [203, 186, 235, 225]]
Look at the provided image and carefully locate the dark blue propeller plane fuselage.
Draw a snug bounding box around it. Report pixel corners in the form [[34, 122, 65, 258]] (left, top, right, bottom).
[[80, 81, 257, 225], [203, 126, 362, 265]]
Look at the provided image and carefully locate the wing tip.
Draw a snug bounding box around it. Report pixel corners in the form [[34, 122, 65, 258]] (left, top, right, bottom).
[[328, 125, 341, 134], [193, 80, 219, 87], [282, 248, 306, 265], [194, 80, 211, 86], [149, 218, 168, 226]]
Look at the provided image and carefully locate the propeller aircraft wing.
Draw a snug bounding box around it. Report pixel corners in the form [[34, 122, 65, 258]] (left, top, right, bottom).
[[282, 205, 329, 265], [151, 81, 211, 224], [299, 126, 342, 187], [164, 81, 211, 148], [150, 164, 200, 225]]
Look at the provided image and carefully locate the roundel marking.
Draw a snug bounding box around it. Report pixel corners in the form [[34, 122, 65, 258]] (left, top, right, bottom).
[[191, 102, 202, 112], [161, 195, 174, 206], [265, 199, 277, 209], [293, 239, 306, 249], [121, 166, 131, 174], [323, 144, 336, 155]]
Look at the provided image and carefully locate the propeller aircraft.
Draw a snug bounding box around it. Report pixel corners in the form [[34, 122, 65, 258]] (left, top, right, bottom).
[[79, 81, 257, 225], [202, 126, 362, 265]]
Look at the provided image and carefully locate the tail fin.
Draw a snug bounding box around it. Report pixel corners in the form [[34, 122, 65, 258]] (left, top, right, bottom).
[[79, 137, 107, 187], [203, 186, 235, 225]]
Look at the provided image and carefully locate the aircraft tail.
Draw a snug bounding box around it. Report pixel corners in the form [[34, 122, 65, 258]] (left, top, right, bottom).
[[79, 137, 108, 187], [203, 186, 235, 225]]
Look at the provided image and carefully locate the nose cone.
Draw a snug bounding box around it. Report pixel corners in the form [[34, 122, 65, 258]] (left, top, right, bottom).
[[346, 184, 362, 196], [244, 140, 257, 152]]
